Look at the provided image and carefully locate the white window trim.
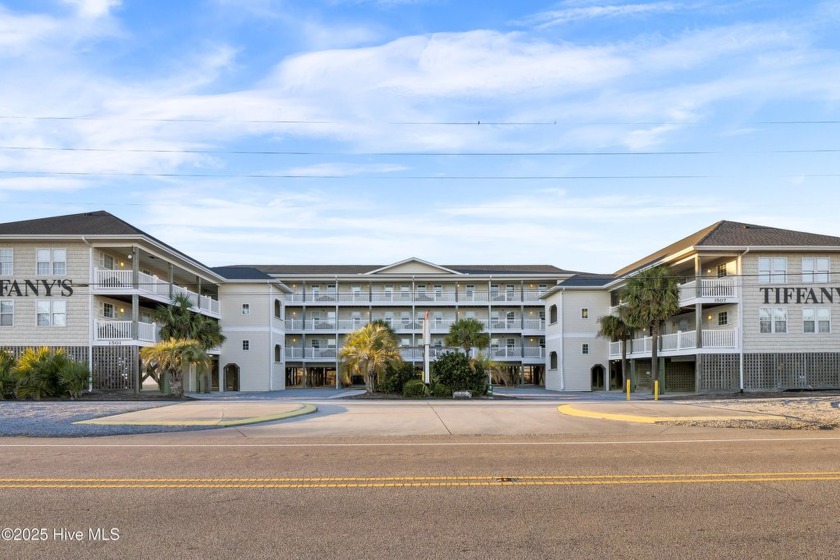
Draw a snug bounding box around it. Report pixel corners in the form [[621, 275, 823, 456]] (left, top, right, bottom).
[[759, 307, 787, 334], [758, 257, 787, 284], [36, 248, 67, 276], [0, 300, 13, 327], [36, 299, 66, 327], [0, 248, 13, 276], [242, 303, 250, 315], [803, 307, 831, 334], [802, 257, 830, 284]]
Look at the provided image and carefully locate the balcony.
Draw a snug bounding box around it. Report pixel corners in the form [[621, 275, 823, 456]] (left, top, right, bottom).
[[678, 278, 737, 306], [286, 289, 548, 305], [95, 320, 159, 343], [608, 327, 738, 358], [93, 268, 220, 317]]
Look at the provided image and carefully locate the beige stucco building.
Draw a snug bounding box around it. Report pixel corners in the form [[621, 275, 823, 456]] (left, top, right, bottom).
[[4, 212, 840, 393]]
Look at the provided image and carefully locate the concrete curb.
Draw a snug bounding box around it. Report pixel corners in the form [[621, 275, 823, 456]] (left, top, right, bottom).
[[74, 403, 318, 427], [556, 404, 787, 424]]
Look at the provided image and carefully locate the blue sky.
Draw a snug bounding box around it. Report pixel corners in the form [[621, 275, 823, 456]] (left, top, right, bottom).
[[2, 0, 840, 273]]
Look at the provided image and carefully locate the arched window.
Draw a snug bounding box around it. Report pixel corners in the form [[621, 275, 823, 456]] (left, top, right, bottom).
[[274, 344, 282, 363], [549, 304, 558, 324], [274, 299, 282, 319], [549, 351, 558, 370]]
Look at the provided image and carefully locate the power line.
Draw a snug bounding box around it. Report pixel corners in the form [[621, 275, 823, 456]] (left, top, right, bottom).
[[3, 170, 840, 180], [2, 145, 840, 156], [2, 115, 840, 126]]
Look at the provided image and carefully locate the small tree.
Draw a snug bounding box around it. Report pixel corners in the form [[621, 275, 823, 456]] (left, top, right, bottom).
[[14, 347, 68, 400], [0, 350, 16, 399], [597, 314, 633, 391], [621, 265, 679, 392], [444, 318, 490, 358], [154, 294, 225, 393], [140, 339, 210, 398], [339, 323, 402, 393], [432, 351, 486, 395]]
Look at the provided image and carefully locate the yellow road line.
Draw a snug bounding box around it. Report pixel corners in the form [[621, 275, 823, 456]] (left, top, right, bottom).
[[2, 472, 840, 488], [557, 404, 787, 424]]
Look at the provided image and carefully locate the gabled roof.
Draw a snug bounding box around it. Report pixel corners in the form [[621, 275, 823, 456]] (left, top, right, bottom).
[[233, 263, 575, 277], [366, 258, 462, 275], [0, 210, 146, 236], [212, 266, 274, 280], [615, 220, 840, 276], [559, 274, 615, 287], [0, 210, 222, 280]]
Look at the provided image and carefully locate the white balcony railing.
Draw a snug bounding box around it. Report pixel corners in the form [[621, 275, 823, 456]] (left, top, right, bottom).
[[523, 347, 546, 359], [286, 289, 547, 304], [93, 268, 219, 317], [490, 346, 523, 359], [608, 327, 738, 358], [679, 278, 737, 304], [95, 320, 158, 343]]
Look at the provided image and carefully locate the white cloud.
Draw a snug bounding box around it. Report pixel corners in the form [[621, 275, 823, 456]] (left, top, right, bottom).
[[61, 0, 121, 18], [521, 2, 681, 28]]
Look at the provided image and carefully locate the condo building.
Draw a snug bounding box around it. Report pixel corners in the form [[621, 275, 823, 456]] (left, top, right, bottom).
[[3, 211, 840, 393]]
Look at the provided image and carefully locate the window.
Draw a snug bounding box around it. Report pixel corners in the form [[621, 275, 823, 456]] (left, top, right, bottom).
[[758, 257, 786, 284], [242, 303, 250, 315], [98, 252, 114, 270], [0, 300, 13, 326], [37, 300, 66, 327], [274, 299, 282, 318], [384, 312, 393, 326], [465, 285, 475, 300], [400, 312, 410, 326], [717, 263, 727, 278], [506, 311, 515, 327], [759, 307, 787, 334], [549, 304, 558, 324], [802, 257, 830, 283], [581, 308, 589, 319], [582, 344, 589, 354], [102, 302, 115, 319], [803, 308, 831, 334], [36, 249, 66, 275], [274, 344, 282, 362], [549, 351, 558, 369], [718, 311, 728, 326], [0, 249, 12, 275], [242, 340, 250, 351]]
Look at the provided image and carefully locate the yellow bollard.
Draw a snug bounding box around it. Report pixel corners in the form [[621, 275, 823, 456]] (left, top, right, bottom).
[[626, 379, 631, 401], [654, 380, 659, 401]]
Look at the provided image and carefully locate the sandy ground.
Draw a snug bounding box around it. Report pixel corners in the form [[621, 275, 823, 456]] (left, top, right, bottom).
[[668, 396, 840, 430]]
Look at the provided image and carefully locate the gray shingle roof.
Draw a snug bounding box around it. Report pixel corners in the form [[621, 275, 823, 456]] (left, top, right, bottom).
[[0, 210, 146, 236], [236, 264, 575, 276], [560, 274, 615, 287], [212, 266, 274, 280], [615, 221, 840, 276]]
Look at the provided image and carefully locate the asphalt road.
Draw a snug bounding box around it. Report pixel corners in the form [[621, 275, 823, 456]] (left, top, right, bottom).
[[2, 426, 840, 559]]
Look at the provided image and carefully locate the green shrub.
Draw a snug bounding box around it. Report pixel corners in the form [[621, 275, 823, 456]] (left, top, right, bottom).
[[431, 351, 486, 395], [0, 350, 15, 399], [379, 362, 419, 394], [430, 383, 451, 398], [402, 379, 428, 398], [59, 361, 90, 400], [14, 347, 68, 400]]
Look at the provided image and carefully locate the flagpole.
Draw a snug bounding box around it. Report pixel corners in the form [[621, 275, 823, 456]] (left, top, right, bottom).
[[423, 310, 430, 385]]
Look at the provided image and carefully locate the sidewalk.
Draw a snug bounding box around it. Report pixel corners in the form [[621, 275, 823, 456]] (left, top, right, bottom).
[[76, 401, 317, 427]]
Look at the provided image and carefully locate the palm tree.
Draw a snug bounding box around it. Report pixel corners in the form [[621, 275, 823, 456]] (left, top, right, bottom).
[[597, 314, 633, 391], [473, 353, 510, 386], [140, 339, 210, 398], [621, 264, 680, 392], [154, 293, 226, 349], [444, 317, 490, 358], [339, 323, 402, 393], [153, 294, 225, 392]]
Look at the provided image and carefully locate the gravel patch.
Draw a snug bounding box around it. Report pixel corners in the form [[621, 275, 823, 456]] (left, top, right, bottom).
[[0, 402, 214, 437], [665, 397, 840, 430]]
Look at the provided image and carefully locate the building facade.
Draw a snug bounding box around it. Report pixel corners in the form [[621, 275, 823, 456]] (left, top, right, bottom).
[[232, 259, 570, 388], [4, 212, 840, 393], [543, 221, 840, 392]]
